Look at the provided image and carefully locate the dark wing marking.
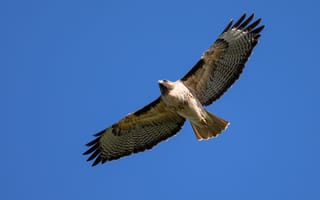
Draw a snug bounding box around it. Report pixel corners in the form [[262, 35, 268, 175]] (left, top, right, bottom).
[[83, 97, 186, 166], [181, 13, 264, 105]]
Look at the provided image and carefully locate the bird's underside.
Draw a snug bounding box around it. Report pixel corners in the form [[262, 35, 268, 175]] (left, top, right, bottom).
[[83, 13, 264, 166]]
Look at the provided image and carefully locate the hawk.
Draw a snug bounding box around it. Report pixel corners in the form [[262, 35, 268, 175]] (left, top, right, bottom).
[[83, 13, 264, 166]]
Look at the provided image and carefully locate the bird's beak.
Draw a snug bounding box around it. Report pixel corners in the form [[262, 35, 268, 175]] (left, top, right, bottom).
[[158, 80, 168, 95]]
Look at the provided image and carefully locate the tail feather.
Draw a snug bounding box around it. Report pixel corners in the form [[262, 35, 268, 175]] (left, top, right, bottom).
[[191, 110, 229, 140]]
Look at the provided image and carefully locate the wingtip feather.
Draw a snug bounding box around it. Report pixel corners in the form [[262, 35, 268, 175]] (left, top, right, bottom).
[[233, 13, 246, 28], [86, 149, 100, 161], [245, 18, 262, 32], [92, 155, 102, 166], [94, 129, 105, 137], [83, 143, 99, 155], [85, 137, 99, 147], [238, 13, 255, 29], [221, 20, 233, 34], [252, 25, 265, 34]]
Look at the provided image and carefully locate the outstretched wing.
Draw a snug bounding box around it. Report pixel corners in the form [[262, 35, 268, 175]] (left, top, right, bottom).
[[181, 13, 264, 106], [83, 97, 185, 166]]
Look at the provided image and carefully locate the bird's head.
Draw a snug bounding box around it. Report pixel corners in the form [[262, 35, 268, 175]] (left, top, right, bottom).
[[158, 80, 174, 95]]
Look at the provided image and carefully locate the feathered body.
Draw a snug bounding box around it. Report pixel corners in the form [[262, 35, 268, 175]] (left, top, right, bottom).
[[83, 13, 264, 166], [159, 80, 228, 140]]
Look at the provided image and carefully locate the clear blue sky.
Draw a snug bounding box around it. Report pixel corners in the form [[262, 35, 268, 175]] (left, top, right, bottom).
[[2, 0, 320, 199]]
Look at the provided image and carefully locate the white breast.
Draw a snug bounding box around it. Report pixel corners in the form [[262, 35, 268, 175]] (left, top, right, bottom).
[[162, 81, 206, 122]]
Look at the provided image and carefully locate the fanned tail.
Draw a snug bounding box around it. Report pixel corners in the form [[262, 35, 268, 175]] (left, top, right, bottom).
[[191, 110, 229, 140]]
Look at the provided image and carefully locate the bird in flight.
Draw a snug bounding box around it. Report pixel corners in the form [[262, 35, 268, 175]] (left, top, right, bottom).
[[83, 13, 264, 166]]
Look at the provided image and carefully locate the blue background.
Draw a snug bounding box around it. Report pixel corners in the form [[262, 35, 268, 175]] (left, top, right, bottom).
[[2, 0, 320, 199]]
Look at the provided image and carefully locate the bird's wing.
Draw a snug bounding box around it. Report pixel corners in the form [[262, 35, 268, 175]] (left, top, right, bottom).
[[181, 13, 264, 106], [83, 97, 185, 166]]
